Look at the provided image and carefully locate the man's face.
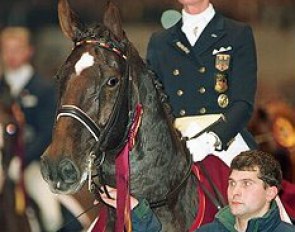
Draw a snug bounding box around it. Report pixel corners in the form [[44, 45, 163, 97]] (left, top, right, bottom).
[[0, 37, 33, 70], [177, 0, 210, 14], [227, 169, 276, 220]]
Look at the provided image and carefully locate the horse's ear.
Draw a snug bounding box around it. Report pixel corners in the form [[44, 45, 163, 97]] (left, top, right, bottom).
[[103, 1, 124, 40], [58, 0, 82, 41]]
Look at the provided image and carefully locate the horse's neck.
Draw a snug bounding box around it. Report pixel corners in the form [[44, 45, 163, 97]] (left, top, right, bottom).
[[130, 73, 191, 197]]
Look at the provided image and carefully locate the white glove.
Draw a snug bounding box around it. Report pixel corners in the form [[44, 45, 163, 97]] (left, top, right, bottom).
[[8, 156, 21, 182], [186, 132, 220, 162]]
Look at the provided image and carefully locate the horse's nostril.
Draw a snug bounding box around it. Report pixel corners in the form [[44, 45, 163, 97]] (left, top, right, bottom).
[[58, 159, 79, 184]]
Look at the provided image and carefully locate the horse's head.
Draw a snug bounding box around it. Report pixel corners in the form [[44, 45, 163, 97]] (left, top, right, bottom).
[[40, 0, 148, 194]]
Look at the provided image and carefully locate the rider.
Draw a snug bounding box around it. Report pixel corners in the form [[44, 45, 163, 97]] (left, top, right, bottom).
[[146, 0, 258, 224]]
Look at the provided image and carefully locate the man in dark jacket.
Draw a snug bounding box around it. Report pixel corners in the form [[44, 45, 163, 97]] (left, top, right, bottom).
[[196, 150, 295, 232], [98, 150, 295, 231]]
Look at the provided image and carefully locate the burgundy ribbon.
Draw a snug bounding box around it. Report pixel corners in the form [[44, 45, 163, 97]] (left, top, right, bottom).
[[93, 104, 143, 232]]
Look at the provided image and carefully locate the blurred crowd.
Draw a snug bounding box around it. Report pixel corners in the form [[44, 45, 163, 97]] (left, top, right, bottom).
[[1, 0, 295, 29]]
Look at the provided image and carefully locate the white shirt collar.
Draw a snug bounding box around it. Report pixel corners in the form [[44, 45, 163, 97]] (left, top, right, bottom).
[[181, 4, 215, 46], [182, 3, 215, 28], [4, 64, 34, 97]]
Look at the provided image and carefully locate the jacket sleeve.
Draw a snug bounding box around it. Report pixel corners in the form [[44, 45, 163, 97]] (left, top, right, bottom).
[[131, 199, 162, 232], [211, 25, 257, 149]]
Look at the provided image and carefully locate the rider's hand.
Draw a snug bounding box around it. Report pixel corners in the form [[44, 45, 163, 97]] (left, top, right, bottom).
[[186, 132, 220, 162], [96, 185, 139, 210]]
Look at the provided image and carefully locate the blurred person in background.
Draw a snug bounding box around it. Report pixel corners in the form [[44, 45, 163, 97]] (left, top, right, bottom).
[[0, 26, 62, 231]]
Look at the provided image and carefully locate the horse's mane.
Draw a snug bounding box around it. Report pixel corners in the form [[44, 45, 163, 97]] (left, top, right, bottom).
[[126, 40, 187, 154]]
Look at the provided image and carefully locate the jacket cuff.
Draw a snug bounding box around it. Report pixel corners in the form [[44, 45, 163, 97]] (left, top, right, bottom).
[[132, 198, 152, 220]]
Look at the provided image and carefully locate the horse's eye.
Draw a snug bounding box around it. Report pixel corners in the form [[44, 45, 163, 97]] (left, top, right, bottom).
[[107, 77, 119, 87]]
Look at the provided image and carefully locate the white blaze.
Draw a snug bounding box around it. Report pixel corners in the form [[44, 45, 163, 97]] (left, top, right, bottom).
[[75, 52, 95, 75]]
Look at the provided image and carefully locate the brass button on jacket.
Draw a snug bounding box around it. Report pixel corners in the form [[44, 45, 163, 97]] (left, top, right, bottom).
[[177, 89, 184, 96], [198, 67, 206, 73], [173, 69, 180, 76], [198, 87, 206, 94], [179, 109, 186, 116], [199, 107, 206, 114]]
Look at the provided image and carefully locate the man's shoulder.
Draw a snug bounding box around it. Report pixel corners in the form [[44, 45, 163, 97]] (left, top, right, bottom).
[[150, 21, 180, 43], [217, 12, 251, 31], [25, 74, 57, 100], [196, 220, 226, 232], [276, 221, 295, 231]]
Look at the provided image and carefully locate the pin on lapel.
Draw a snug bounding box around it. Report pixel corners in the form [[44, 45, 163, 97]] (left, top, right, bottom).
[[176, 41, 190, 54], [212, 46, 232, 55]]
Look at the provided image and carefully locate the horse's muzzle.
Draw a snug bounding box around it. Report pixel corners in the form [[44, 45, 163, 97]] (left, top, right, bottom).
[[40, 156, 81, 192]]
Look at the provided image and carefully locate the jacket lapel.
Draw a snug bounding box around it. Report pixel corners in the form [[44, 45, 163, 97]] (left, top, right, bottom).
[[168, 20, 204, 66], [193, 13, 226, 56]]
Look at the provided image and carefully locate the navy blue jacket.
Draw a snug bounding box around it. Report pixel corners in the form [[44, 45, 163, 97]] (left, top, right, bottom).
[[0, 73, 57, 166], [130, 200, 295, 232], [196, 202, 295, 232], [147, 12, 257, 149]]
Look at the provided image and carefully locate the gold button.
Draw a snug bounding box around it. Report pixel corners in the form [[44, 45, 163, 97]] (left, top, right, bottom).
[[199, 107, 206, 114], [198, 87, 206, 94], [173, 69, 180, 76], [179, 109, 186, 116], [198, 67, 206, 73], [177, 89, 184, 96]]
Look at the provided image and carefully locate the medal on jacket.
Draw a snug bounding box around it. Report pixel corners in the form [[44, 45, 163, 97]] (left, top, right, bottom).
[[214, 73, 228, 93], [215, 54, 230, 72], [217, 94, 229, 108]]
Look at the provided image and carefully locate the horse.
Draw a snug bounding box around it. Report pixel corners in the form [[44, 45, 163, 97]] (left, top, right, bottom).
[[40, 0, 203, 231], [0, 86, 32, 232], [248, 101, 295, 183]]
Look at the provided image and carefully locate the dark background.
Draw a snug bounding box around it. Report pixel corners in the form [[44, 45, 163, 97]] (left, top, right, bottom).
[[1, 0, 295, 105]]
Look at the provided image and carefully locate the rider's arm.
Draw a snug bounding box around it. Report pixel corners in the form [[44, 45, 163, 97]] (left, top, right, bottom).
[[131, 198, 162, 232]]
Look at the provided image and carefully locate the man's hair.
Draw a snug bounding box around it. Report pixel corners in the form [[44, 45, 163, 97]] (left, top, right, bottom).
[[230, 150, 282, 190], [0, 27, 33, 46]]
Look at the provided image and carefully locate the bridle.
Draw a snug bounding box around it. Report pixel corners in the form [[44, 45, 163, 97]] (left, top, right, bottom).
[[55, 37, 193, 208], [56, 38, 135, 195]]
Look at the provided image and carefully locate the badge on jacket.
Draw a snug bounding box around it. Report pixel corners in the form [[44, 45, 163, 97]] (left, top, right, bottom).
[[214, 73, 228, 93], [215, 54, 230, 72]]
